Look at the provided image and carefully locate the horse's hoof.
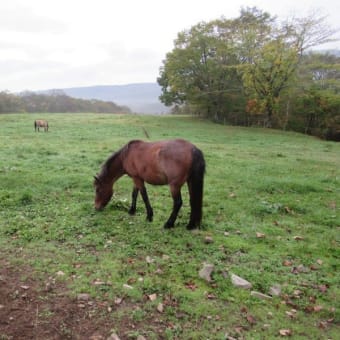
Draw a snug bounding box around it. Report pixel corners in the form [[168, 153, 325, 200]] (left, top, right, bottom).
[[128, 209, 136, 215], [163, 222, 174, 229], [186, 224, 197, 230]]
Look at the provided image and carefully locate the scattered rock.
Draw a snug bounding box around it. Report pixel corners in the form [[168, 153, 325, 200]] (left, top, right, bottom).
[[279, 329, 292, 336], [90, 335, 104, 340], [251, 291, 272, 300], [256, 232, 266, 238], [20, 285, 30, 290], [93, 279, 106, 285], [107, 333, 120, 340], [146, 256, 155, 264], [199, 263, 214, 282], [204, 236, 214, 244], [137, 336, 146, 340], [45, 281, 54, 292], [148, 293, 157, 301], [123, 284, 133, 290], [56, 271, 65, 276], [269, 284, 282, 296], [231, 273, 252, 289], [157, 302, 164, 313], [77, 293, 90, 301], [114, 297, 123, 305]]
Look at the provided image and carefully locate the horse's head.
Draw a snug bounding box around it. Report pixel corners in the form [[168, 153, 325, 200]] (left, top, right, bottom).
[[93, 175, 113, 210]]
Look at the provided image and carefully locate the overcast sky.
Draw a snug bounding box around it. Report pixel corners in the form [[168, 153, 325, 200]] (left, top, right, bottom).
[[1, 0, 339, 92]]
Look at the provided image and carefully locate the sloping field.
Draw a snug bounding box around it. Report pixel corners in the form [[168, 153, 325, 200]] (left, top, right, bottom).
[[0, 113, 339, 339]]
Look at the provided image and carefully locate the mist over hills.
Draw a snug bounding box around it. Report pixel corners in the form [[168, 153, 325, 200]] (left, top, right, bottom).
[[49, 83, 170, 114]]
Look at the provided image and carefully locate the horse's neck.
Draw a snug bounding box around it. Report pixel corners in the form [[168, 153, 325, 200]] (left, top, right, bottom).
[[107, 155, 125, 183]]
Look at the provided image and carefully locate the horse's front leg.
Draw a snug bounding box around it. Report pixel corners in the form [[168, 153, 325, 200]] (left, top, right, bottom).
[[164, 186, 182, 229], [128, 187, 138, 215], [133, 179, 153, 221], [140, 186, 153, 221]]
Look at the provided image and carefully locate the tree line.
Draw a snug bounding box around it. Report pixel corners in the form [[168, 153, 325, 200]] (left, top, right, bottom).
[[0, 90, 130, 114], [158, 7, 340, 140]]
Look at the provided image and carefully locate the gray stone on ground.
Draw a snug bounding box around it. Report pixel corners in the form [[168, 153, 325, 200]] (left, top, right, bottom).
[[231, 273, 252, 289], [199, 263, 214, 282]]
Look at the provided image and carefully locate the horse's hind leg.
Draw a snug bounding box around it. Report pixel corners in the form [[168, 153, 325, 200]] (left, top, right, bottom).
[[129, 187, 139, 215], [164, 186, 182, 229]]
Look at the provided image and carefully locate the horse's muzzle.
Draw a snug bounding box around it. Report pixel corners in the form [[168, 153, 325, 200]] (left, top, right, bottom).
[[94, 203, 104, 211]]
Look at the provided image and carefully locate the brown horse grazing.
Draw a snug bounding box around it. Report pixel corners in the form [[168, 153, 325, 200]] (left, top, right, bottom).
[[94, 139, 205, 229], [34, 119, 49, 132]]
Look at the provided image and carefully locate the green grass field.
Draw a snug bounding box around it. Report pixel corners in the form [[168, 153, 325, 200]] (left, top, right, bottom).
[[0, 113, 339, 339]]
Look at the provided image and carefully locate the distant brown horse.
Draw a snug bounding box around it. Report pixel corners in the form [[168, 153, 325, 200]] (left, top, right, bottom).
[[34, 119, 49, 132], [94, 139, 205, 229]]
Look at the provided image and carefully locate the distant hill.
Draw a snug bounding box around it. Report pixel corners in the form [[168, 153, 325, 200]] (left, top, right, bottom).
[[47, 83, 170, 114]]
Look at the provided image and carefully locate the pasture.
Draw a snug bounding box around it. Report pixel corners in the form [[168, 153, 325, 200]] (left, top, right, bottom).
[[0, 113, 339, 339]]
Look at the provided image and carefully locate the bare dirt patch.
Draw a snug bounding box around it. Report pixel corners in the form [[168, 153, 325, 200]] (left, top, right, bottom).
[[0, 259, 118, 339]]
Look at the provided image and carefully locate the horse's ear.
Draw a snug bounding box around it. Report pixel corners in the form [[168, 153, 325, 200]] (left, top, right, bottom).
[[94, 175, 100, 183]]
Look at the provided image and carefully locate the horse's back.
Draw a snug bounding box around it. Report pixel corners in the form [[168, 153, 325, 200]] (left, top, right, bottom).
[[124, 139, 196, 185]]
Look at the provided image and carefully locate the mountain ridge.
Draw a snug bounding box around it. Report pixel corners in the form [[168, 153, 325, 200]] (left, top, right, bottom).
[[44, 83, 170, 114]]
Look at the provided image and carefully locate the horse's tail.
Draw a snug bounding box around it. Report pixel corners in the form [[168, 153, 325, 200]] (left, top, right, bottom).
[[34, 120, 37, 131], [187, 146, 205, 229]]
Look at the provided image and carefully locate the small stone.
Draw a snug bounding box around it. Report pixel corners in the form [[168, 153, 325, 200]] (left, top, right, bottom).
[[123, 284, 133, 290], [89, 335, 104, 340], [231, 273, 252, 289], [93, 280, 106, 285], [146, 256, 155, 264], [157, 302, 164, 313], [251, 291, 272, 300], [269, 284, 282, 296], [45, 282, 53, 292], [148, 293, 157, 301], [199, 263, 214, 282], [114, 297, 123, 305], [204, 236, 214, 244], [20, 285, 30, 290], [77, 293, 90, 301], [137, 336, 146, 340], [56, 271, 65, 276], [107, 333, 120, 340], [256, 232, 266, 238]]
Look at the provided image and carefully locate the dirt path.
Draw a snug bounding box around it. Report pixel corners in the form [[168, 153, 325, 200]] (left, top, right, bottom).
[[0, 259, 115, 339]]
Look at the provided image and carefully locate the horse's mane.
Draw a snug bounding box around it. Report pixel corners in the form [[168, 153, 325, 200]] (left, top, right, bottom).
[[98, 140, 142, 179]]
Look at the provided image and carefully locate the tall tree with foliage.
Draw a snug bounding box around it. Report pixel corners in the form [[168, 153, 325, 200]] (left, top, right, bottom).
[[158, 20, 243, 122], [158, 7, 338, 131], [242, 12, 338, 127]]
